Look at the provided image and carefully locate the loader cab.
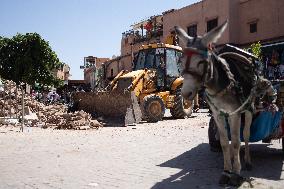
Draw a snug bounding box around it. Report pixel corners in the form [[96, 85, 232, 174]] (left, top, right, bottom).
[[133, 44, 183, 90]]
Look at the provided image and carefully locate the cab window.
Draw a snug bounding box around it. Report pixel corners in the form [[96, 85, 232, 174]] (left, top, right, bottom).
[[135, 51, 146, 70], [155, 48, 165, 68], [134, 48, 165, 70], [166, 49, 181, 77], [144, 48, 155, 69]]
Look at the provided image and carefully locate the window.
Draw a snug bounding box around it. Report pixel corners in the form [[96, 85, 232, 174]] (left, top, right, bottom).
[[125, 37, 128, 45], [155, 48, 165, 68], [207, 18, 218, 32], [250, 22, 257, 33], [134, 48, 164, 70], [134, 50, 146, 70], [111, 69, 114, 77], [166, 49, 181, 77], [187, 24, 197, 37], [144, 49, 156, 69]]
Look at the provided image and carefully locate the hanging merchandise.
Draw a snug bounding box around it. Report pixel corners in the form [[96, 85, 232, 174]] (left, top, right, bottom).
[[144, 20, 153, 31], [281, 51, 284, 65], [271, 50, 280, 65]]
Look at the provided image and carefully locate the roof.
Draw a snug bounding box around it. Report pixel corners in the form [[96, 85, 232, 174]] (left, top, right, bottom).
[[139, 43, 182, 51], [261, 41, 284, 48]]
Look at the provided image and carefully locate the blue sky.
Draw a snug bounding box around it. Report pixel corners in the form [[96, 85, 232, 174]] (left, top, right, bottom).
[[0, 0, 199, 79]]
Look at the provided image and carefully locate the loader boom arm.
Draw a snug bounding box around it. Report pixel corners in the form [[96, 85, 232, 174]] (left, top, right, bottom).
[[109, 70, 126, 89], [127, 71, 145, 91]]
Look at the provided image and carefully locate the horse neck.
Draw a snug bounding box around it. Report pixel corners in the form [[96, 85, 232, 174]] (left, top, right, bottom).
[[205, 56, 232, 95]]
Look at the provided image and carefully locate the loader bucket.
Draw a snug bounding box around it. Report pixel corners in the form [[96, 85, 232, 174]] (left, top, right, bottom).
[[72, 90, 142, 125]]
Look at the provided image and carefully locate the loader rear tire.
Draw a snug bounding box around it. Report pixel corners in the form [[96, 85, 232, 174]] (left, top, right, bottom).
[[142, 95, 165, 123], [170, 89, 193, 119]]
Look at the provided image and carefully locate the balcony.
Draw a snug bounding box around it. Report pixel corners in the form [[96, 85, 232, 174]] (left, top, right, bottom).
[[122, 15, 163, 45]]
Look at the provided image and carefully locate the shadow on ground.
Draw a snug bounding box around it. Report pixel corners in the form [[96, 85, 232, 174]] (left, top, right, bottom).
[[151, 143, 283, 189]]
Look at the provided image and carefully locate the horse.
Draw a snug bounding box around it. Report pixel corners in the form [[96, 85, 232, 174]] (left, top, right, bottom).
[[174, 21, 275, 186]]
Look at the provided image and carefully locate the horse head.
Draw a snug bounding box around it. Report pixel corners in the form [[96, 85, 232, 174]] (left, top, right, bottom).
[[175, 21, 228, 100]]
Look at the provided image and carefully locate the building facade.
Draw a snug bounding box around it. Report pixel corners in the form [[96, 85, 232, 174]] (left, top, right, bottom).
[[85, 0, 284, 85], [52, 63, 70, 83], [120, 0, 284, 76], [83, 56, 110, 89], [163, 0, 284, 46]]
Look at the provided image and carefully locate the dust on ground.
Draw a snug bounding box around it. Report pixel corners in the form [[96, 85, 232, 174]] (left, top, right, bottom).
[[0, 110, 283, 189]]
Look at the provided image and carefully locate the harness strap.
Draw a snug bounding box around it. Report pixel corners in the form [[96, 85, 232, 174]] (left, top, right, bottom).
[[184, 50, 199, 74], [182, 46, 259, 120], [205, 55, 236, 97], [182, 50, 205, 79], [182, 46, 257, 118], [182, 48, 210, 82], [206, 83, 257, 119], [205, 54, 259, 118], [206, 82, 235, 98]]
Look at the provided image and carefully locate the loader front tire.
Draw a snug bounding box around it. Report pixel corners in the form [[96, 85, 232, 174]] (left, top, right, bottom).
[[142, 95, 165, 123], [170, 89, 193, 119]]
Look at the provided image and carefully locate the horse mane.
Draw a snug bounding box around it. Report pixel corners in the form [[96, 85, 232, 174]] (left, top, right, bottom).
[[212, 53, 236, 87], [219, 52, 257, 98]]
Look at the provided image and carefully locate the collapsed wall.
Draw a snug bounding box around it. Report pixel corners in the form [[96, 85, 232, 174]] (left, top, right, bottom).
[[0, 81, 102, 130]]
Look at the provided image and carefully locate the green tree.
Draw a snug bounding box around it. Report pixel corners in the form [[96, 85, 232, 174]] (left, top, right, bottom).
[[0, 33, 62, 86], [250, 41, 262, 61]]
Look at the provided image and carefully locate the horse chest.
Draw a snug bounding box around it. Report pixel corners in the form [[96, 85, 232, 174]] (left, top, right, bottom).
[[207, 94, 241, 112]]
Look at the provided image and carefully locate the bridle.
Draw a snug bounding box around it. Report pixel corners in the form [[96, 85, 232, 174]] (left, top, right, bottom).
[[181, 43, 259, 118], [182, 46, 236, 98], [182, 46, 214, 87]]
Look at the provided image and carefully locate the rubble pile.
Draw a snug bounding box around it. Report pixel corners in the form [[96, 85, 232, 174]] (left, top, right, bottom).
[[0, 81, 102, 130], [0, 81, 20, 117], [52, 111, 102, 130]]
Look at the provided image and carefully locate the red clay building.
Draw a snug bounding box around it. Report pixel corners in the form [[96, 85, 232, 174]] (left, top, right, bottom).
[[87, 0, 284, 85]]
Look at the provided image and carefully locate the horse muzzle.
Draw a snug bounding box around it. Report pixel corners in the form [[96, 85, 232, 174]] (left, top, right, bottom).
[[181, 89, 196, 101]]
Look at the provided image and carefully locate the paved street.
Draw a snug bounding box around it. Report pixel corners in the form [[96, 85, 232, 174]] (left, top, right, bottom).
[[0, 110, 283, 189]]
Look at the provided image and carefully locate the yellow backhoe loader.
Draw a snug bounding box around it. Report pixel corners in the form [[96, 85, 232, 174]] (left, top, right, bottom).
[[72, 43, 193, 123]]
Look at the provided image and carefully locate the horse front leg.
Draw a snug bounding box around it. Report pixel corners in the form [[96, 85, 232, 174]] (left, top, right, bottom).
[[228, 114, 244, 186], [243, 111, 253, 170], [228, 114, 241, 174], [214, 115, 232, 185], [225, 114, 244, 186]]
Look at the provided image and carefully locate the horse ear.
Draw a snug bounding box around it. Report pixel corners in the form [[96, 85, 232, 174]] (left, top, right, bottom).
[[174, 26, 193, 48], [201, 20, 228, 47]]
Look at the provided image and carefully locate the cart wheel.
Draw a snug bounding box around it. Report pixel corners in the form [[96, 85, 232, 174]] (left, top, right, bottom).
[[208, 117, 222, 152], [282, 138, 284, 154]]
